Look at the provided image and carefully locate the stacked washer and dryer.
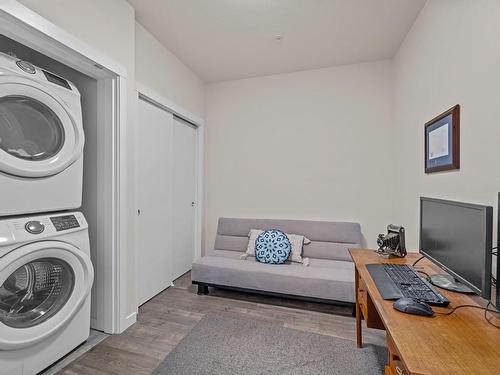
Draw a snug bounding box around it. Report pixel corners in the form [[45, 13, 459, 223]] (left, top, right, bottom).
[[0, 52, 94, 375]]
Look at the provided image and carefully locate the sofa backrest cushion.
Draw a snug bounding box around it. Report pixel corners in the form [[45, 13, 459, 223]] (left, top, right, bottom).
[[214, 218, 362, 262]]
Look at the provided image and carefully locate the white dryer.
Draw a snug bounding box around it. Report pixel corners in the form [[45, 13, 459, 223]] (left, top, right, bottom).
[[0, 212, 93, 375], [0, 52, 85, 215]]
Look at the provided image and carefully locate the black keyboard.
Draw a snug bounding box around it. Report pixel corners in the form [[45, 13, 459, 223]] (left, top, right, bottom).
[[382, 264, 449, 306]]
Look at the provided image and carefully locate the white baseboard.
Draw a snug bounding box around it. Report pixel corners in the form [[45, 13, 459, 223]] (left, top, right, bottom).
[[119, 311, 137, 333]]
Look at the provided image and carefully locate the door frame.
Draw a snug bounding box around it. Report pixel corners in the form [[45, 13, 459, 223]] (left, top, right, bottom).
[[0, 1, 131, 333], [136, 83, 204, 286]]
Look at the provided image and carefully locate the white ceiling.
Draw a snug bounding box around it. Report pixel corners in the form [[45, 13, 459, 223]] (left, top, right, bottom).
[[128, 0, 426, 82]]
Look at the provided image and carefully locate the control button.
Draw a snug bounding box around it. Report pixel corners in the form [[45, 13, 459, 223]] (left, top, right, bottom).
[[16, 60, 36, 74], [25, 221, 45, 234]]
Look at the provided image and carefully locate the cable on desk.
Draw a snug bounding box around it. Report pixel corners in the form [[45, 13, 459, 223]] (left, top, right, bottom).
[[435, 304, 494, 316], [415, 269, 430, 278], [435, 302, 500, 329], [484, 302, 500, 329], [412, 256, 425, 267]]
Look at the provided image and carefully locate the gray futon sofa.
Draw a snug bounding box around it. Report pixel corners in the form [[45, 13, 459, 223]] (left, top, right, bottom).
[[192, 218, 362, 308]]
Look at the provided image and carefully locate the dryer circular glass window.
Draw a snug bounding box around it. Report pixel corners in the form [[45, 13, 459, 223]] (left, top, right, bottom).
[[0, 95, 65, 161], [0, 258, 74, 328]]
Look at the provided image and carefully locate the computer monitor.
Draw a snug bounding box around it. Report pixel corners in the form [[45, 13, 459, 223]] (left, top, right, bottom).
[[420, 197, 493, 299]]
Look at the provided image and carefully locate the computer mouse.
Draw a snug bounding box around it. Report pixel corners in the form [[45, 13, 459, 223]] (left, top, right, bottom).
[[393, 297, 434, 316]]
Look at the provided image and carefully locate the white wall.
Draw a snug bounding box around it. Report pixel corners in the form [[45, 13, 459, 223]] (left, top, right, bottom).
[[135, 22, 204, 118], [205, 61, 394, 252], [205, 0, 500, 260], [393, 0, 500, 251], [17, 1, 136, 72]]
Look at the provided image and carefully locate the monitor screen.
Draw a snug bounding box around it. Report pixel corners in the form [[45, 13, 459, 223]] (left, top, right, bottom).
[[420, 197, 493, 299]]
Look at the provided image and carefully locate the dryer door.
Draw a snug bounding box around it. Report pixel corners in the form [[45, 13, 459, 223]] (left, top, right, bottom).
[[0, 76, 84, 178], [0, 241, 93, 350]]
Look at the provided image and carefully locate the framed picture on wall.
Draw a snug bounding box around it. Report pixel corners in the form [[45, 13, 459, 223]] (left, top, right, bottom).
[[424, 105, 460, 173]]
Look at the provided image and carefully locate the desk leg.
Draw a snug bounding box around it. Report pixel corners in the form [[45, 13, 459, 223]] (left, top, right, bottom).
[[355, 267, 362, 348]]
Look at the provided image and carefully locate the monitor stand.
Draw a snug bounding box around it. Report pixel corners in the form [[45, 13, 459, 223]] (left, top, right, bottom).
[[428, 274, 475, 294]]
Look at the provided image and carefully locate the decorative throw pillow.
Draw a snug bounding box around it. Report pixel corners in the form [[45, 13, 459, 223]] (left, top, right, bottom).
[[254, 229, 291, 264], [245, 229, 310, 264], [286, 233, 311, 263]]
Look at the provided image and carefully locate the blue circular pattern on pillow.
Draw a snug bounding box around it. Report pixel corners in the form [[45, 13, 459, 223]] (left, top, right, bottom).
[[255, 229, 291, 264]]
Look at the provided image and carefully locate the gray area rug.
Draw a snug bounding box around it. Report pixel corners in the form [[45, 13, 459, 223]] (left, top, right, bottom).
[[153, 314, 386, 375]]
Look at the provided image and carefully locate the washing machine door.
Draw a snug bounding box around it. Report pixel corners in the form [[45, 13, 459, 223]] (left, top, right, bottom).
[[0, 75, 84, 178], [0, 241, 93, 350]]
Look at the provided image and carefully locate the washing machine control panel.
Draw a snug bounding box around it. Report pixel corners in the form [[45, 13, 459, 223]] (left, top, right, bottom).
[[25, 221, 45, 234], [0, 212, 87, 248], [50, 215, 80, 232]]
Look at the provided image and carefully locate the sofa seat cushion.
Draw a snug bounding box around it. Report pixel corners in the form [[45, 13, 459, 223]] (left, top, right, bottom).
[[192, 250, 355, 303]]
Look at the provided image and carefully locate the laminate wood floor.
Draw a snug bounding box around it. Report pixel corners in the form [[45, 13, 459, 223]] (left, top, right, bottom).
[[57, 272, 386, 375]]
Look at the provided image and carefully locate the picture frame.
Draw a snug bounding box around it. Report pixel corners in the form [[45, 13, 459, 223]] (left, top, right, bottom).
[[424, 105, 460, 173]]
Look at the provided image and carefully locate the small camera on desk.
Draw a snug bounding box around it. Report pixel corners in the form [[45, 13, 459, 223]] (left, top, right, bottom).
[[376, 224, 407, 258]]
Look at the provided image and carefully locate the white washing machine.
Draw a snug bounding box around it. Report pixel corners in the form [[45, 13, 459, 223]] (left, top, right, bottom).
[[0, 51, 85, 216], [0, 212, 93, 375]]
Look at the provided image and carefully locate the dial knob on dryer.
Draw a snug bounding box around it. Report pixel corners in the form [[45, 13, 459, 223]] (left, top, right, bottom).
[[25, 221, 45, 234], [16, 60, 36, 74]]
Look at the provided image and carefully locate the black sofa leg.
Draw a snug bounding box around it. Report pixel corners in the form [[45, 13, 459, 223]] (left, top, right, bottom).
[[197, 283, 209, 295]]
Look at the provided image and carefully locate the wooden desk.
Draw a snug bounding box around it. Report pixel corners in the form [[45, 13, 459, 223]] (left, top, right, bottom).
[[349, 248, 500, 375]]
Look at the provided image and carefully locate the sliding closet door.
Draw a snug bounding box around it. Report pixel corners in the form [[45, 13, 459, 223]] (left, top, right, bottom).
[[172, 116, 197, 281], [136, 98, 173, 306]]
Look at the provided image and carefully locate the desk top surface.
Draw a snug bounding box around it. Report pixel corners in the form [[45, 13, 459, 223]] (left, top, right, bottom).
[[349, 248, 500, 375]]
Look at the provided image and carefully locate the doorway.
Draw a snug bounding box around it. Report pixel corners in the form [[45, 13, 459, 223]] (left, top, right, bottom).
[[0, 4, 129, 333], [136, 92, 200, 306]]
